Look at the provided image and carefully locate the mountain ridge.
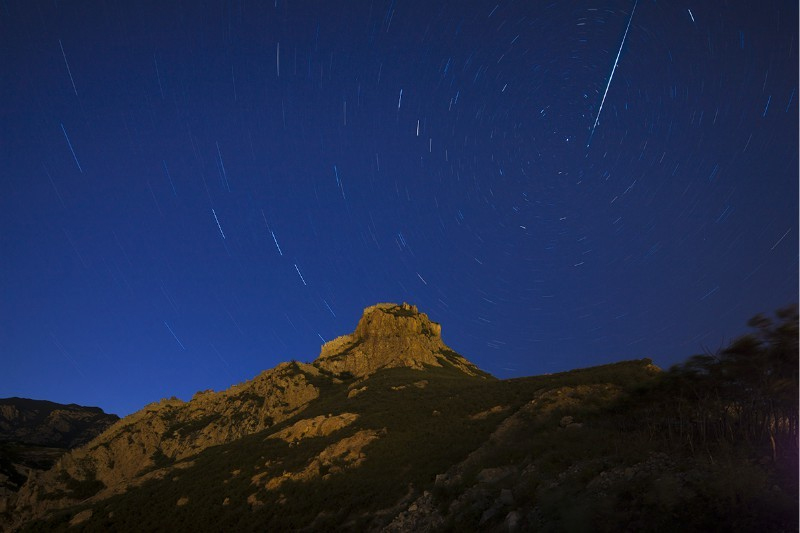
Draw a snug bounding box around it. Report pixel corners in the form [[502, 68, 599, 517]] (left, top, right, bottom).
[[5, 303, 797, 532], [314, 302, 490, 378]]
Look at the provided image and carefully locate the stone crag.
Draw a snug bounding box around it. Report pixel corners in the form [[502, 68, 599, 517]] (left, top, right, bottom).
[[314, 303, 487, 378]]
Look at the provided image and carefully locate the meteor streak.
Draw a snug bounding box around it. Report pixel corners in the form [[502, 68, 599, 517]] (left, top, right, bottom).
[[587, 0, 638, 147]]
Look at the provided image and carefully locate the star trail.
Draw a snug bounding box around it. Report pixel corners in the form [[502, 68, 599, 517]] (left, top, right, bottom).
[[2, 1, 797, 416]]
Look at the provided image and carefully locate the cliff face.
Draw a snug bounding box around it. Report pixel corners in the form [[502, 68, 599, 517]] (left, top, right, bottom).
[[314, 303, 488, 378], [8, 303, 486, 528]]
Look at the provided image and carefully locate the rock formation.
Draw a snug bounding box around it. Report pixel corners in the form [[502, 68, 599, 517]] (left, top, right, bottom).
[[267, 413, 359, 444], [261, 428, 386, 491], [7, 302, 485, 529], [314, 303, 487, 378]]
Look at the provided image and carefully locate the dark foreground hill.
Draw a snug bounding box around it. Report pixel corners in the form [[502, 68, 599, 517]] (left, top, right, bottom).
[[4, 303, 798, 532]]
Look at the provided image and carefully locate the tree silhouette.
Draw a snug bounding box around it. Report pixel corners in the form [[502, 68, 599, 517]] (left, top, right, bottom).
[[629, 305, 798, 461]]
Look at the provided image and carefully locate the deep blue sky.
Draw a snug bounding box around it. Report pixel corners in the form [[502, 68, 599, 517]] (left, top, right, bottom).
[[2, 1, 797, 416]]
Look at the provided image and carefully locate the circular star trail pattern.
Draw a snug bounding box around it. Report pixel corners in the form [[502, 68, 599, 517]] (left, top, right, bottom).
[[2, 1, 797, 416]]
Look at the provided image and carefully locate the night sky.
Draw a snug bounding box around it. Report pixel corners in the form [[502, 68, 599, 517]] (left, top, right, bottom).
[[2, 1, 797, 417]]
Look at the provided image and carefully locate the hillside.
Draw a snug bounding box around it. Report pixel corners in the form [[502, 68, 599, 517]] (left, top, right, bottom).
[[4, 303, 798, 532]]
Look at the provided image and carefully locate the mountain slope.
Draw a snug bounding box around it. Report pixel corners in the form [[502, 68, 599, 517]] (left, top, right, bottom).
[[15, 360, 663, 532], [6, 303, 797, 532]]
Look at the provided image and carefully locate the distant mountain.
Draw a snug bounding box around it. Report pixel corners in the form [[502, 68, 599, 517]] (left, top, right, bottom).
[[0, 398, 118, 449], [4, 303, 797, 532], [0, 398, 118, 520]]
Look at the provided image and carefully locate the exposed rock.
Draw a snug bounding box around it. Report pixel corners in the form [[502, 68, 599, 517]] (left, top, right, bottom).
[[470, 405, 510, 420], [347, 386, 367, 399], [176, 496, 189, 506], [263, 429, 385, 490], [382, 490, 443, 532], [267, 413, 358, 443], [68, 509, 92, 526], [314, 303, 489, 379], [247, 492, 264, 508]]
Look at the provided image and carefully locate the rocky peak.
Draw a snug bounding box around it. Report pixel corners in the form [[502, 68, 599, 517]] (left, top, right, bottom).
[[353, 302, 443, 340], [314, 303, 488, 378]]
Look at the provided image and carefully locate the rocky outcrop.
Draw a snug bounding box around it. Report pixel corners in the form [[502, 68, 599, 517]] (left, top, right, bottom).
[[267, 413, 359, 444], [314, 303, 488, 378], [262, 428, 385, 490]]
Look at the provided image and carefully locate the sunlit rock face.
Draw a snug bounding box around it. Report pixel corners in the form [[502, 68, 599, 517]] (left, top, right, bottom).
[[314, 302, 485, 378]]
